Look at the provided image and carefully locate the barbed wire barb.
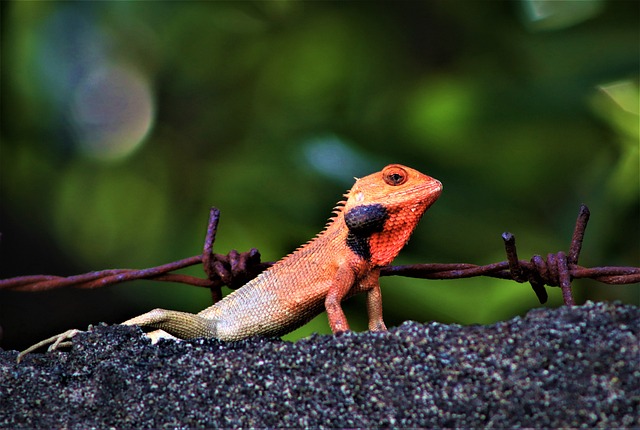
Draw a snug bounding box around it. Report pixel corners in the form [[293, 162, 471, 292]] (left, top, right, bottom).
[[1, 205, 638, 306]]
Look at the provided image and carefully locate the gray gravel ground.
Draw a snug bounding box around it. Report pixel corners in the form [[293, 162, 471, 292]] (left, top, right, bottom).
[[1, 301, 638, 428]]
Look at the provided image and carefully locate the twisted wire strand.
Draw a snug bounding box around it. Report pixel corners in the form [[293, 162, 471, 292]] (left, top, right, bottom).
[[1, 206, 638, 306]]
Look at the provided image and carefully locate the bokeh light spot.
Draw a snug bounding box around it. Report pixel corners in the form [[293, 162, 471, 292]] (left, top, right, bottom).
[[71, 64, 154, 160], [598, 80, 639, 116], [302, 134, 372, 183], [521, 0, 603, 31]]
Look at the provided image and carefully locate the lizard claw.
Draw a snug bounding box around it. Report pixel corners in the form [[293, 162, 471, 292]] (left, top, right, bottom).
[[16, 328, 82, 363]]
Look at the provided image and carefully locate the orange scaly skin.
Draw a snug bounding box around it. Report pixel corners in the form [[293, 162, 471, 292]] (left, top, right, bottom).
[[17, 164, 441, 361], [122, 164, 442, 339]]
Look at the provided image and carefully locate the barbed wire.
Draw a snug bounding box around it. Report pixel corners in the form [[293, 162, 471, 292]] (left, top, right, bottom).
[[1, 205, 638, 306]]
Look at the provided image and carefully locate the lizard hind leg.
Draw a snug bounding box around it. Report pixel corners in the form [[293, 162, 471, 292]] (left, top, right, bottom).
[[122, 308, 218, 340], [16, 328, 82, 363]]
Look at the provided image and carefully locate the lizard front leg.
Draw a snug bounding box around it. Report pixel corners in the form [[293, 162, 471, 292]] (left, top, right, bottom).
[[366, 285, 387, 331], [324, 265, 357, 333], [358, 268, 387, 332]]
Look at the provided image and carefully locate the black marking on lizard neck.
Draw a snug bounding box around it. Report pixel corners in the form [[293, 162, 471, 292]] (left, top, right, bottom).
[[344, 204, 388, 260]]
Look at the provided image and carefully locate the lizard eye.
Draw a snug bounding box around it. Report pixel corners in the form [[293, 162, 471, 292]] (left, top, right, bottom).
[[383, 165, 408, 186]]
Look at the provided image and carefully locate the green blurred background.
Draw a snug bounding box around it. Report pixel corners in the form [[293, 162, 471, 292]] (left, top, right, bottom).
[[1, 1, 638, 350]]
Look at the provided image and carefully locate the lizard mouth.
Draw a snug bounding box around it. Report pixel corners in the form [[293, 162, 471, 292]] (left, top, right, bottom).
[[398, 177, 442, 210], [391, 176, 442, 202]]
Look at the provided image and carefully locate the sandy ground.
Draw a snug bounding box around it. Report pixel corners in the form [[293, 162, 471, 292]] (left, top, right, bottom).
[[1, 301, 638, 428]]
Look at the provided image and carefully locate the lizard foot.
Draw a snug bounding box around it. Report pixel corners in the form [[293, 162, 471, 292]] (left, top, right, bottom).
[[16, 328, 82, 363]]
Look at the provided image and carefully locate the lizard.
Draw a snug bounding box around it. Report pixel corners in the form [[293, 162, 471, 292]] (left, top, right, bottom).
[[17, 164, 442, 362]]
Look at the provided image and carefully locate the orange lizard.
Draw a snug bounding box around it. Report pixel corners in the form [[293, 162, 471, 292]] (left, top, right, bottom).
[[17, 164, 441, 361]]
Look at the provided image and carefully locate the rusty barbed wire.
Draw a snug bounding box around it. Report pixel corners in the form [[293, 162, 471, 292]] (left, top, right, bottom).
[[1, 205, 638, 306]]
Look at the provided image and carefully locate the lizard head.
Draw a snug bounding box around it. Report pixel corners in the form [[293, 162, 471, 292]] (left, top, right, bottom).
[[343, 164, 442, 266]]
